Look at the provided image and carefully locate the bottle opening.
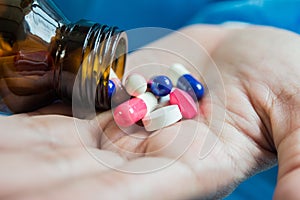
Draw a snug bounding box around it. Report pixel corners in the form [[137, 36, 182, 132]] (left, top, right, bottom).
[[95, 30, 128, 111], [67, 22, 128, 113]]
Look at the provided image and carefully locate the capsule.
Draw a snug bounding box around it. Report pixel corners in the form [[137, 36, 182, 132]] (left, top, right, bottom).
[[113, 92, 157, 127], [169, 63, 204, 100], [148, 75, 173, 96], [108, 80, 116, 98], [124, 73, 147, 97]]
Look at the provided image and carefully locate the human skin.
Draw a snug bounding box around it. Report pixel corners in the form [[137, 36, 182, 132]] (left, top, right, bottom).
[[0, 25, 300, 200]]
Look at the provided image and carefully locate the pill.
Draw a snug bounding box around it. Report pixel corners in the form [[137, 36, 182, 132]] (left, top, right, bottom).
[[169, 88, 198, 119], [124, 73, 147, 96], [169, 63, 205, 100], [148, 75, 173, 97], [108, 80, 116, 98], [113, 92, 157, 127], [142, 105, 182, 132]]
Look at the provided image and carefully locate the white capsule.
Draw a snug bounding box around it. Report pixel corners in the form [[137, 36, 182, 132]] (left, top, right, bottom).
[[142, 105, 182, 132], [168, 63, 190, 85], [124, 73, 148, 96]]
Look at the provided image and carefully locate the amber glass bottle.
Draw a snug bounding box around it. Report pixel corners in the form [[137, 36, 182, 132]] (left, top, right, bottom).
[[0, 0, 127, 113]]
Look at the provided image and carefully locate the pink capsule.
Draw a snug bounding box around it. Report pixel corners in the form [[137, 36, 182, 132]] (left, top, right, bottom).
[[113, 92, 157, 127], [169, 88, 198, 119]]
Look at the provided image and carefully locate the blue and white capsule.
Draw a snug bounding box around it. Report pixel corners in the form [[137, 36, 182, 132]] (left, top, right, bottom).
[[169, 63, 204, 100]]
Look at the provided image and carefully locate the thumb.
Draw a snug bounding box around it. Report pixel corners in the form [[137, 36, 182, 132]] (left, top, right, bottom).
[[274, 128, 300, 199]]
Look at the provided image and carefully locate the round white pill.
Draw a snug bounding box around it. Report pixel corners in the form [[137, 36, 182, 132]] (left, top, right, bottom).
[[142, 105, 182, 132], [124, 73, 147, 96]]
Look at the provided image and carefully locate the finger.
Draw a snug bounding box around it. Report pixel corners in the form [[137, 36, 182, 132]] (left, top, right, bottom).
[[268, 77, 300, 198], [0, 114, 104, 149], [274, 129, 300, 199], [0, 147, 125, 198]]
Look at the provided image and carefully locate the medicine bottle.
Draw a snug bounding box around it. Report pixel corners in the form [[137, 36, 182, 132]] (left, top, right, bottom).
[[0, 0, 127, 113]]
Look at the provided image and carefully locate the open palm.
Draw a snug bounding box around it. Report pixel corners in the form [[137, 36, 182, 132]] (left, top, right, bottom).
[[1, 25, 299, 200]]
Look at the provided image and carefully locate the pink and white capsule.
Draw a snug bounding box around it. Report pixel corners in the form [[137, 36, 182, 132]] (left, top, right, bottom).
[[113, 92, 157, 127]]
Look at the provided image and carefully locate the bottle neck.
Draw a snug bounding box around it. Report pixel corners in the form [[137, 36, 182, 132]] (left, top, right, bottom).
[[52, 20, 127, 110]]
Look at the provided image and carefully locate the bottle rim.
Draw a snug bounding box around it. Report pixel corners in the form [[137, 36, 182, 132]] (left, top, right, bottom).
[[78, 23, 128, 111]]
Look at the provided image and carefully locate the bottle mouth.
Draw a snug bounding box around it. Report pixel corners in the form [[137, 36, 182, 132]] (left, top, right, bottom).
[[79, 23, 128, 111], [95, 28, 128, 110]]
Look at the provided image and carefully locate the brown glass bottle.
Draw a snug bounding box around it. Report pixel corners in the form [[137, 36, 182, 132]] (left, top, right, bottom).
[[0, 0, 127, 113]]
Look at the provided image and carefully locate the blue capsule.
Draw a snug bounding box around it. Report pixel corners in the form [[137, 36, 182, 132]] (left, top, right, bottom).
[[177, 74, 204, 100], [149, 75, 173, 97], [169, 64, 205, 100], [108, 80, 116, 98]]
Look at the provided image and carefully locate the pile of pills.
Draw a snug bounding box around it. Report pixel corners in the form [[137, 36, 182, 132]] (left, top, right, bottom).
[[112, 63, 204, 132]]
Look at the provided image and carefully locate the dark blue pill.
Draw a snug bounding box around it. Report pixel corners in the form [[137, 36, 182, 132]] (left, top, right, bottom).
[[149, 75, 173, 97], [177, 74, 204, 100], [108, 80, 116, 98]]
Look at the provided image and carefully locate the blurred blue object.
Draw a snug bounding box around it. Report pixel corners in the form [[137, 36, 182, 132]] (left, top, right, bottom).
[[225, 166, 278, 200], [51, 0, 283, 199], [188, 0, 300, 34], [53, 0, 208, 30], [53, 0, 300, 33]]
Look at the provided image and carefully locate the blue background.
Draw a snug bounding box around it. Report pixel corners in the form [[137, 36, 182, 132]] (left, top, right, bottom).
[[53, 0, 300, 33], [52, 0, 300, 199]]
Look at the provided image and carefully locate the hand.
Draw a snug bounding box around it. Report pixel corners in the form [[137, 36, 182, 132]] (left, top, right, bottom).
[[1, 25, 300, 200]]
